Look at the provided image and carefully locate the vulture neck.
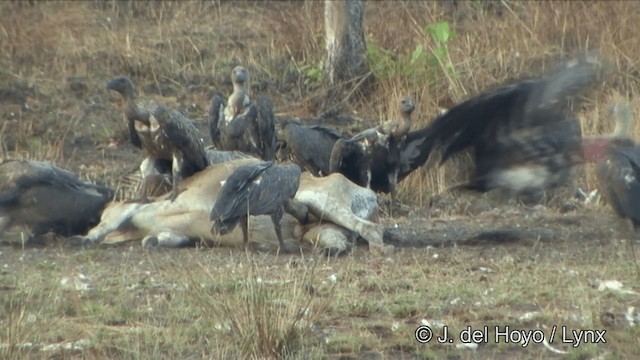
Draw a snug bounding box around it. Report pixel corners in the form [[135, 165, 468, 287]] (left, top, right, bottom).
[[611, 106, 632, 139], [124, 96, 148, 125], [226, 83, 249, 122], [232, 81, 248, 97], [611, 111, 631, 138], [581, 102, 635, 163]]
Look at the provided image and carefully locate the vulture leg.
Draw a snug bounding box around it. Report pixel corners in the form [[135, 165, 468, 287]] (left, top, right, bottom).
[[271, 206, 298, 254], [358, 162, 372, 189], [168, 153, 184, 202], [518, 188, 546, 206], [240, 216, 250, 250], [137, 157, 156, 202], [284, 199, 311, 225], [386, 169, 400, 215]]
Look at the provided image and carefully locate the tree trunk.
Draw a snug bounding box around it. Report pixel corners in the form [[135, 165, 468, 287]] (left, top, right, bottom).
[[323, 0, 373, 108]]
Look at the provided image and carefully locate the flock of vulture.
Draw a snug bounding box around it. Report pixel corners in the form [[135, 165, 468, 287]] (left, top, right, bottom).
[[1, 51, 640, 252]]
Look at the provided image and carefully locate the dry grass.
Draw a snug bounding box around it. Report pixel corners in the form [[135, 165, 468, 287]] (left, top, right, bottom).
[[2, 1, 640, 358], [1, 235, 639, 359], [1, 1, 637, 198]]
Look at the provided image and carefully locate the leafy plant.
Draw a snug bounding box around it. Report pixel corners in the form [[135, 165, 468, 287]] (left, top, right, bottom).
[[297, 60, 325, 88], [365, 21, 458, 84], [425, 21, 458, 80]]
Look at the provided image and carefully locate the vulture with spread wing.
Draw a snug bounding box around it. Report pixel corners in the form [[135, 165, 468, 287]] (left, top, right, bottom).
[[208, 66, 277, 161], [422, 53, 602, 200]]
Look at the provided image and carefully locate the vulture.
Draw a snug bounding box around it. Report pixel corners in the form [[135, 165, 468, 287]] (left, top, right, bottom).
[[208, 66, 277, 161], [591, 101, 640, 230], [210, 161, 302, 253], [281, 120, 346, 176], [329, 96, 428, 196], [377, 96, 415, 143], [105, 75, 147, 150], [0, 160, 113, 244], [329, 128, 382, 189], [422, 53, 602, 201], [106, 76, 209, 201]]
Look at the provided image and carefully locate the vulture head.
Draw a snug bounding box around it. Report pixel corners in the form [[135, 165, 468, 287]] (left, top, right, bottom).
[[378, 96, 416, 142], [399, 96, 416, 116], [106, 75, 135, 99], [231, 66, 249, 86]]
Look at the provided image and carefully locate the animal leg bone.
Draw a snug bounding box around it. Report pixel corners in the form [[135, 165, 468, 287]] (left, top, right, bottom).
[[79, 202, 142, 245], [294, 186, 384, 248]]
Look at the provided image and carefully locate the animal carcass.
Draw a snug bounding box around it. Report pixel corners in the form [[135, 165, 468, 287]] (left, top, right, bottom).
[[79, 158, 391, 255]]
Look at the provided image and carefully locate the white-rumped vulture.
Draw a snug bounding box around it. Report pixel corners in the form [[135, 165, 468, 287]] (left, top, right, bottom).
[[106, 76, 209, 201], [377, 96, 415, 142], [0, 160, 112, 244], [422, 53, 603, 200], [589, 102, 640, 230], [208, 66, 277, 161], [210, 161, 301, 253], [329, 96, 428, 195], [105, 75, 146, 150]]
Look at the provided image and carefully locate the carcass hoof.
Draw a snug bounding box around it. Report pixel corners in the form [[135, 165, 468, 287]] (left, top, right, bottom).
[[142, 236, 159, 248], [65, 235, 96, 249], [142, 230, 192, 248]]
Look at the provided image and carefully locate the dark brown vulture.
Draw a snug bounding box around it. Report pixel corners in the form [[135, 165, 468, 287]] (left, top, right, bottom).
[[422, 53, 602, 201], [590, 102, 640, 230], [208, 66, 277, 161], [0, 160, 113, 244], [106, 76, 209, 201], [105, 75, 150, 150], [281, 120, 346, 176], [329, 96, 429, 196], [210, 161, 301, 253], [329, 128, 381, 189]]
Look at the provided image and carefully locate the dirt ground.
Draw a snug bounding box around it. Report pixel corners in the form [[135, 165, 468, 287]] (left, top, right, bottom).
[[2, 1, 640, 359]]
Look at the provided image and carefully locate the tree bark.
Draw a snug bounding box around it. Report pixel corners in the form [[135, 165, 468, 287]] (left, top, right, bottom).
[[324, 0, 373, 107]]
